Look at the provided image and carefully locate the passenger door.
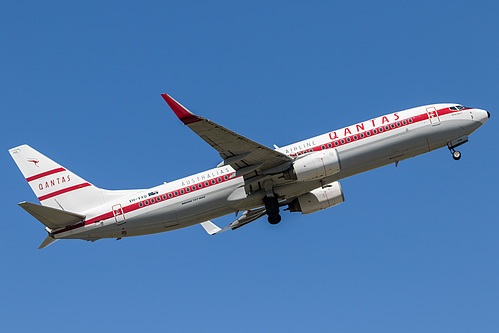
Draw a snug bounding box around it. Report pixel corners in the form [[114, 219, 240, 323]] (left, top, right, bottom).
[[426, 107, 441, 126]]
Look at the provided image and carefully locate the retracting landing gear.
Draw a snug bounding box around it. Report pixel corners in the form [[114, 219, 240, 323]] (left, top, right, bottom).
[[447, 135, 468, 161], [263, 196, 281, 224]]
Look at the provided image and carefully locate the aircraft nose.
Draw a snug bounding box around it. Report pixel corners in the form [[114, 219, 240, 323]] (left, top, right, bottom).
[[475, 109, 490, 125]]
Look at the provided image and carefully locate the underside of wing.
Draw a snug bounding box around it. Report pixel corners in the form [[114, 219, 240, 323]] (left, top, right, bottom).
[[162, 94, 292, 180]]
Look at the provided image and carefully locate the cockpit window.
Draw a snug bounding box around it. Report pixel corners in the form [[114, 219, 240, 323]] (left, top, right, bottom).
[[450, 105, 466, 111]]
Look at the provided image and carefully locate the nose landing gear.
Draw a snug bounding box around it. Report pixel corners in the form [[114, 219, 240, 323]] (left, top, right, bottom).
[[447, 135, 468, 161]]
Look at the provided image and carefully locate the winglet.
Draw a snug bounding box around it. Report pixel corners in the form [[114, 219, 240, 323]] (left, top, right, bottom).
[[161, 94, 203, 125], [200, 221, 222, 235]]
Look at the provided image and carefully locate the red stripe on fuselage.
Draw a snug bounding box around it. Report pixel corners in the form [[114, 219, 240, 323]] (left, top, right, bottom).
[[288, 107, 459, 157], [26, 167, 66, 182], [38, 183, 92, 201], [53, 107, 461, 236]]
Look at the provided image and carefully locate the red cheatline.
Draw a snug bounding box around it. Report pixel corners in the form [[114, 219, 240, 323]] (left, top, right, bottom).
[[38, 183, 91, 201], [26, 167, 66, 182]]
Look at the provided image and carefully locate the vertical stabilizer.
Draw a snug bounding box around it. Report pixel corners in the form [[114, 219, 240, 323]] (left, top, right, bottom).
[[10, 145, 108, 213]]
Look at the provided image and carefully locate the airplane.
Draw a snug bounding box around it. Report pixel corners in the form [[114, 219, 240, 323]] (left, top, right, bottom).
[[9, 94, 490, 249]]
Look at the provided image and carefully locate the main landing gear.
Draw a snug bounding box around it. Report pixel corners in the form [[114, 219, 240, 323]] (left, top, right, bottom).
[[263, 196, 281, 224]]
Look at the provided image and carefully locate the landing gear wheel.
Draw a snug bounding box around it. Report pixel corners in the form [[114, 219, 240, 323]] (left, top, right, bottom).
[[452, 150, 461, 160], [263, 196, 281, 225], [268, 214, 281, 224]]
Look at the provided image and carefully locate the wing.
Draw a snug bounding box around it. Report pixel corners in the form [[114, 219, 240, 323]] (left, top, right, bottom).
[[162, 94, 292, 180]]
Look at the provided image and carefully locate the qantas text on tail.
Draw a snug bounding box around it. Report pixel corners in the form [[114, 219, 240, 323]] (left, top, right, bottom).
[[9, 95, 490, 248]]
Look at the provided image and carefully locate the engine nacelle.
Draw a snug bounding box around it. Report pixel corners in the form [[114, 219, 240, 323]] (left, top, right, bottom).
[[285, 150, 341, 182], [288, 181, 344, 214]]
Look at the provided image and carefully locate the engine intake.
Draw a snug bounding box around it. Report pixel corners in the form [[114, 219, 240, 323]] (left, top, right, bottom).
[[284, 150, 341, 182], [288, 181, 344, 214]]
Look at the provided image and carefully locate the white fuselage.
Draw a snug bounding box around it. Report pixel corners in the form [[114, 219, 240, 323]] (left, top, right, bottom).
[[53, 104, 488, 241]]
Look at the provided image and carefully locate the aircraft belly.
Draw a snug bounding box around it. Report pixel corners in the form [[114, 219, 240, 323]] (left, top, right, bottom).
[[333, 127, 426, 179], [425, 118, 479, 150]]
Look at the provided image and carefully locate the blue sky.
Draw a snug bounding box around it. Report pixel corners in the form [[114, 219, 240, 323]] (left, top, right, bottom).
[[1, 1, 497, 332]]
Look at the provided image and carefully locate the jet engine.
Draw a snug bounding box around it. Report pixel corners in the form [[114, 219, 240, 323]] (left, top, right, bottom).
[[287, 181, 344, 214], [284, 150, 341, 182]]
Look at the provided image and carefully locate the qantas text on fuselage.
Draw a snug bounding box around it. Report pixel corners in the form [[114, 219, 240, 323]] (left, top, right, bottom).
[[10, 96, 490, 248]]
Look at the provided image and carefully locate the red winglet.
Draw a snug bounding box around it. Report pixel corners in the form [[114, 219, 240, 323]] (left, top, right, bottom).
[[161, 94, 202, 125]]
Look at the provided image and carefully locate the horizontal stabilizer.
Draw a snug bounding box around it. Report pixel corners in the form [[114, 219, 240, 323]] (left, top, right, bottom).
[[200, 221, 222, 235], [39, 235, 58, 249], [18, 201, 85, 230]]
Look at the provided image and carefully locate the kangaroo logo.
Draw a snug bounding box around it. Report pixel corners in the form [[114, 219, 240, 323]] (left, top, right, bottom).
[[27, 159, 40, 167]]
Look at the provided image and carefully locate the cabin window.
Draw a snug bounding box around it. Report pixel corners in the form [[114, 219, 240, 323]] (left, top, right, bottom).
[[390, 124, 395, 129], [360, 133, 364, 138], [174, 191, 178, 196], [334, 141, 339, 146], [408, 118, 413, 123], [156, 196, 161, 201], [346, 137, 351, 142], [340, 139, 345, 144], [162, 195, 167, 200], [353, 135, 358, 140], [379, 127, 384, 132], [139, 202, 143, 207], [396, 122, 401, 127], [198, 184, 203, 189], [145, 200, 149, 205], [403, 120, 407, 125], [217, 177, 222, 182], [224, 176, 228, 180], [150, 198, 155, 203], [180, 189, 184, 194], [366, 131, 371, 136], [373, 129, 377, 134], [168, 193, 173, 198], [192, 185, 196, 190], [328, 143, 332, 148], [321, 145, 325, 150], [204, 181, 209, 187], [186, 187, 190, 192]]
